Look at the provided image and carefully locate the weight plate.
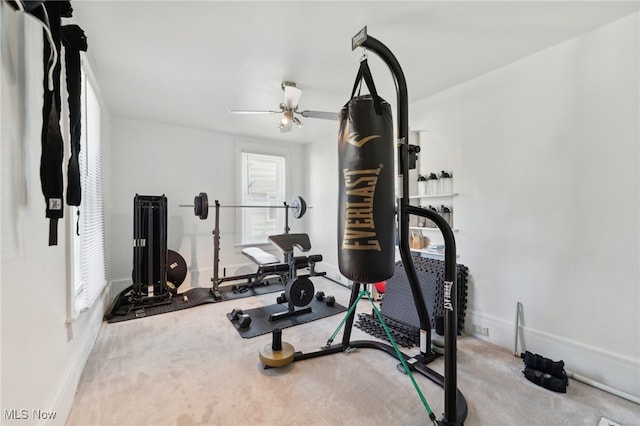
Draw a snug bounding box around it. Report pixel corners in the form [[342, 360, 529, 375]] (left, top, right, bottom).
[[285, 276, 314, 307], [166, 249, 187, 294], [291, 196, 307, 219], [193, 195, 203, 217], [198, 192, 209, 220]]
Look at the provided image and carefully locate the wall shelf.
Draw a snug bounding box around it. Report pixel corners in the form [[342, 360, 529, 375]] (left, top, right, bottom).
[[410, 247, 460, 259], [410, 226, 458, 232], [409, 193, 458, 199]]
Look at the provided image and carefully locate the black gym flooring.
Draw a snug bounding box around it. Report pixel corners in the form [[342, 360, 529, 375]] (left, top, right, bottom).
[[105, 281, 283, 323], [226, 299, 347, 339], [104, 280, 347, 338]]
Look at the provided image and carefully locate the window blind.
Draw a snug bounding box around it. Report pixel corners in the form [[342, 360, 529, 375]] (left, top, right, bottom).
[[74, 70, 106, 312]]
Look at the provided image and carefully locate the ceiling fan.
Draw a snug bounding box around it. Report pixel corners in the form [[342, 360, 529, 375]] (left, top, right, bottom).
[[229, 81, 338, 132]]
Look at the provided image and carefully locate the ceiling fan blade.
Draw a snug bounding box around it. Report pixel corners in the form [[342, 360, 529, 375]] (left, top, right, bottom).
[[228, 109, 281, 114], [283, 85, 302, 109], [299, 110, 339, 121]]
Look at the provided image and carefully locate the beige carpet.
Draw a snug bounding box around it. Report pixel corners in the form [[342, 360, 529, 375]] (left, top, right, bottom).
[[67, 278, 639, 425]]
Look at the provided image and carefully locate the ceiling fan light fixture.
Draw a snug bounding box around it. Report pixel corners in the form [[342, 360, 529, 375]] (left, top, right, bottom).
[[279, 109, 293, 128], [230, 81, 335, 133]]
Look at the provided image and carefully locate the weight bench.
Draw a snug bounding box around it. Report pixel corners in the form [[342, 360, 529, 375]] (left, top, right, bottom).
[[212, 236, 326, 302], [242, 246, 324, 277], [266, 233, 325, 321]]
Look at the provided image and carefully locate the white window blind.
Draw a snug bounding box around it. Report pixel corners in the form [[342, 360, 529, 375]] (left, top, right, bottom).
[[241, 152, 285, 244], [73, 69, 106, 313]]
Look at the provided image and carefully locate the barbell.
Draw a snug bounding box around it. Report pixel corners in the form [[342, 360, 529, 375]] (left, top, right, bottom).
[[179, 192, 309, 220]]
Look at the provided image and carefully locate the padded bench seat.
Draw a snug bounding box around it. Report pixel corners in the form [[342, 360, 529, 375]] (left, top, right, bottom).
[[242, 247, 280, 266]]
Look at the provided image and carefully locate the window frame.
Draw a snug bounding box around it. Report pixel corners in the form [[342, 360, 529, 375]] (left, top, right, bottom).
[[234, 140, 290, 247]]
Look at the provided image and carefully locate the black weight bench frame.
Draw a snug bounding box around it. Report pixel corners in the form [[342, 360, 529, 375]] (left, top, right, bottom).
[[267, 233, 325, 321], [208, 201, 325, 300]]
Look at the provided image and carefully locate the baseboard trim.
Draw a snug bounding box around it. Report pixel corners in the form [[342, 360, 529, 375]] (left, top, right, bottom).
[[465, 309, 640, 401], [49, 289, 108, 425]]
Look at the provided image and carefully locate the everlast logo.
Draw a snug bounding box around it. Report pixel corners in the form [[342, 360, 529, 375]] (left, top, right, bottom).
[[342, 166, 382, 251], [347, 132, 380, 148], [444, 281, 454, 311]]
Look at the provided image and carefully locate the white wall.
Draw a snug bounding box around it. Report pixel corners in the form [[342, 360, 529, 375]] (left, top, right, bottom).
[[410, 13, 639, 397], [305, 129, 341, 282], [1, 4, 110, 424], [107, 118, 308, 293]]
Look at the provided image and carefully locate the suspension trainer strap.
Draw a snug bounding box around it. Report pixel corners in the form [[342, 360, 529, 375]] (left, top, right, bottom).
[[40, 2, 72, 245], [18, 1, 84, 245], [61, 24, 87, 208]]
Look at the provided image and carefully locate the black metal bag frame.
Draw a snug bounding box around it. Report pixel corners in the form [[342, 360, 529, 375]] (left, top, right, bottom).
[[286, 28, 468, 426]]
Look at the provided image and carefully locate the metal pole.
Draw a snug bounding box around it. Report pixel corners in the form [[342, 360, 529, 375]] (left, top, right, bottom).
[[407, 205, 458, 425], [133, 196, 141, 297], [358, 28, 460, 425], [341, 282, 362, 346], [358, 34, 433, 357], [284, 201, 290, 234], [212, 200, 221, 292]]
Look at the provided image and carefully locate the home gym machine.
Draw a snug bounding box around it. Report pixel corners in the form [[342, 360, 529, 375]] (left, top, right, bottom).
[[106, 194, 180, 320], [132, 194, 171, 304], [259, 28, 467, 425]]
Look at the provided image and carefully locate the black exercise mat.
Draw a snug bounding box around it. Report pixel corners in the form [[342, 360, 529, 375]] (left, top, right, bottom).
[[355, 312, 420, 348], [106, 281, 283, 323], [380, 257, 468, 334], [226, 299, 347, 338], [217, 279, 284, 301]]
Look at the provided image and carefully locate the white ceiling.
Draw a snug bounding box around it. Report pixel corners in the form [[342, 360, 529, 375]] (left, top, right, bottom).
[[72, 1, 639, 144]]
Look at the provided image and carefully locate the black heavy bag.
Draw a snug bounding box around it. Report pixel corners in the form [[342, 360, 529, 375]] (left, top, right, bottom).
[[338, 59, 395, 283]]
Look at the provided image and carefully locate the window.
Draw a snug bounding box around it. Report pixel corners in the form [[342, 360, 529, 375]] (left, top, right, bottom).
[[71, 66, 106, 314], [240, 152, 286, 244]]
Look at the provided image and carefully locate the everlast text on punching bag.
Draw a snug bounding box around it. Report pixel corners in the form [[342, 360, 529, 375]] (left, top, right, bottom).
[[338, 59, 395, 283]]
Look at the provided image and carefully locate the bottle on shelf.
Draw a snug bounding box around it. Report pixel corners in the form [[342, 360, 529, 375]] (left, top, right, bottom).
[[426, 173, 439, 195], [439, 205, 453, 228], [426, 205, 438, 228], [417, 174, 427, 195], [440, 170, 453, 194]]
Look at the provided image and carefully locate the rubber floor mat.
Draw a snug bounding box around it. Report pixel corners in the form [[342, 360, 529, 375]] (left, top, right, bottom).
[[106, 281, 283, 323], [226, 299, 347, 338]]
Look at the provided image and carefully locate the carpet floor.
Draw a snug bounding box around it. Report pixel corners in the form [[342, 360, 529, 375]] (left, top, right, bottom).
[[67, 277, 640, 426]]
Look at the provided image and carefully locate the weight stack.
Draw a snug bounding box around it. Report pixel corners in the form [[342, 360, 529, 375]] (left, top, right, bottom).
[[380, 256, 468, 334], [133, 194, 169, 301]]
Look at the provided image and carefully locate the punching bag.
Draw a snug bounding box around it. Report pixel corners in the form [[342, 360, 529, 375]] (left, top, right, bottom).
[[338, 59, 395, 283]]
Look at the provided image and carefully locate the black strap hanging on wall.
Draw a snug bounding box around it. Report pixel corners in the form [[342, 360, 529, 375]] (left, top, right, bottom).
[[40, 1, 68, 246], [61, 24, 87, 207], [8, 1, 88, 245]]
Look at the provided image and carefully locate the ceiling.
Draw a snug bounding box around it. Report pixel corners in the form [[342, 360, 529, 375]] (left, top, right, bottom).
[[71, 1, 639, 144]]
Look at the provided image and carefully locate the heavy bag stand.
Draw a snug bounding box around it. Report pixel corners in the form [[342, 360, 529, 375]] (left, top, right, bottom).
[[287, 28, 468, 425]]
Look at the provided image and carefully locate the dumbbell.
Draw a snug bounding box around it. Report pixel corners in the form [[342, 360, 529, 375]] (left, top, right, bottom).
[[276, 292, 287, 304], [315, 291, 335, 307], [229, 308, 252, 328]]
